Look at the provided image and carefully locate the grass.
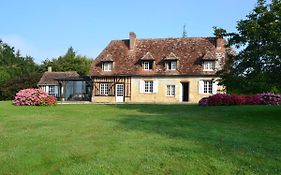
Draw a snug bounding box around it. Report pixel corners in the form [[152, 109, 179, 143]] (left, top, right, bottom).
[[0, 101, 281, 175]]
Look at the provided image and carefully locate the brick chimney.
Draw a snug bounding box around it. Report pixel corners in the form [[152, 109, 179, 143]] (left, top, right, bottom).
[[48, 66, 52, 72], [129, 32, 136, 50], [215, 37, 226, 70], [216, 37, 225, 51]]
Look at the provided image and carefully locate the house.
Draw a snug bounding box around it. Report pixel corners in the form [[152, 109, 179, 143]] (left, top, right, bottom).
[[90, 32, 229, 103], [90, 32, 227, 103], [37, 67, 92, 101]]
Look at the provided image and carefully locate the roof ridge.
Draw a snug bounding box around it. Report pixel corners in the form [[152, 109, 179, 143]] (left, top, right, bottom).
[[113, 36, 216, 42]]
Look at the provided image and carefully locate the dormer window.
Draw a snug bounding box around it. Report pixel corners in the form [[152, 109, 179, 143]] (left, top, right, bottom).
[[165, 61, 177, 70], [203, 61, 215, 71], [163, 52, 178, 71], [102, 62, 113, 71], [140, 52, 154, 71], [143, 61, 153, 70]]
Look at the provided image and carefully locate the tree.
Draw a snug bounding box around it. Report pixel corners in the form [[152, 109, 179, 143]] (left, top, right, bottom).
[[218, 0, 281, 94], [41, 47, 92, 75], [0, 40, 41, 100]]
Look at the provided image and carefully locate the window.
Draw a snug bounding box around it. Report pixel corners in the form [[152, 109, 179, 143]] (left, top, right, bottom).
[[143, 61, 153, 70], [165, 61, 177, 70], [102, 62, 113, 71], [203, 61, 215, 71], [48, 85, 55, 95], [167, 85, 175, 96], [100, 83, 109, 95], [144, 81, 153, 93], [203, 81, 213, 94]]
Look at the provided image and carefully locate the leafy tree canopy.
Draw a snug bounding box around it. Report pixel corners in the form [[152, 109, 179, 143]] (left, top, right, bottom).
[[217, 0, 281, 94], [41, 47, 92, 75], [0, 40, 40, 100]]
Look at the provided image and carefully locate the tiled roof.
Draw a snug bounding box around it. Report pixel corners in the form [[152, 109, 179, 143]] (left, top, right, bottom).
[[90, 35, 228, 76], [37, 71, 79, 85], [202, 51, 216, 60]]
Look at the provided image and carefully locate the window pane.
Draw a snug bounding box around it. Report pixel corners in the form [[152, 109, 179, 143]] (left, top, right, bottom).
[[171, 85, 175, 95], [171, 62, 176, 70], [150, 81, 153, 92], [203, 61, 214, 71], [167, 85, 170, 95], [144, 61, 153, 70], [144, 81, 153, 93], [208, 82, 212, 93], [103, 63, 112, 71], [49, 86, 55, 95], [203, 81, 212, 94], [167, 85, 175, 96], [100, 83, 108, 95]]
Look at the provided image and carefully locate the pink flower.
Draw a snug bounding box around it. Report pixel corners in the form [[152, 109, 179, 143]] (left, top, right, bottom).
[[13, 88, 57, 106]]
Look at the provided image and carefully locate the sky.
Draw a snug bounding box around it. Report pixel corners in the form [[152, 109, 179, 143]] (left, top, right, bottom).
[[1, 0, 258, 63]]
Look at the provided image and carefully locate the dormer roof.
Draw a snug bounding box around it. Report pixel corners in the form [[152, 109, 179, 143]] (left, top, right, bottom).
[[140, 52, 155, 61], [163, 52, 179, 61]]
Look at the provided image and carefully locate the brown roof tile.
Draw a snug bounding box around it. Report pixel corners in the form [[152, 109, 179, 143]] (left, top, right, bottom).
[[202, 51, 216, 60], [38, 71, 79, 85], [90, 35, 227, 76]]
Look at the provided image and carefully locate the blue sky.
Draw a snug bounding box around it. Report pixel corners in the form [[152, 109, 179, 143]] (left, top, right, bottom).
[[1, 0, 257, 63]]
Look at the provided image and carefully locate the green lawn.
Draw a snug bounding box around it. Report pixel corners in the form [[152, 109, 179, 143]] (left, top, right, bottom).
[[0, 101, 281, 175]]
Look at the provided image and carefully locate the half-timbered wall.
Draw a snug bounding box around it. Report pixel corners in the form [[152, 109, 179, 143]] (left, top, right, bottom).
[[93, 76, 131, 97]]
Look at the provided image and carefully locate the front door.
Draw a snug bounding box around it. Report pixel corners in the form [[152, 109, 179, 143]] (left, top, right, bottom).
[[182, 82, 189, 102], [115, 84, 124, 102]]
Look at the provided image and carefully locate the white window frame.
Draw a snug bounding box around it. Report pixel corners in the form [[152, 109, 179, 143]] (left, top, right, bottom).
[[144, 81, 153, 93], [48, 85, 55, 95], [166, 85, 175, 96], [102, 62, 113, 71], [143, 61, 152, 70], [203, 81, 213, 94], [166, 61, 177, 70], [203, 61, 215, 71], [100, 83, 109, 95]]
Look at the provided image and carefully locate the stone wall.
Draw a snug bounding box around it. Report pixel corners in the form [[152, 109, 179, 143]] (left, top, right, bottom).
[[130, 76, 220, 103]]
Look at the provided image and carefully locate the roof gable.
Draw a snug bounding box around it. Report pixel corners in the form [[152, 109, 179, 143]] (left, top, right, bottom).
[[163, 52, 179, 60], [140, 52, 155, 60]]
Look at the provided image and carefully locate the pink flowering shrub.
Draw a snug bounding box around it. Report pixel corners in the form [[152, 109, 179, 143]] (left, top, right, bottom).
[[244, 95, 261, 105], [199, 94, 265, 106], [207, 94, 235, 106], [198, 97, 209, 106], [13, 88, 57, 106], [259, 93, 281, 105], [39, 95, 57, 106]]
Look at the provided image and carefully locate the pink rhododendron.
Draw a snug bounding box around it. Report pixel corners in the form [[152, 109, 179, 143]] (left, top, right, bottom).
[[198, 93, 269, 106], [13, 88, 57, 106], [258, 93, 281, 105]]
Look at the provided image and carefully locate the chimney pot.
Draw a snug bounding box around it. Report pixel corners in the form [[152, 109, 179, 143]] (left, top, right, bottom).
[[48, 66, 52, 72], [129, 32, 136, 50]]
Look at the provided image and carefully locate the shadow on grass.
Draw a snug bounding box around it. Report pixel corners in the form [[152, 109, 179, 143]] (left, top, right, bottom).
[[108, 104, 281, 174]]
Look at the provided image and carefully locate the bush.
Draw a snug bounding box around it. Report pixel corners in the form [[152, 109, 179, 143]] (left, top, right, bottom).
[[13, 88, 57, 106], [198, 97, 209, 106], [199, 94, 265, 106], [39, 95, 57, 106], [259, 93, 281, 105], [207, 94, 234, 106], [244, 95, 261, 105], [231, 94, 246, 105]]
